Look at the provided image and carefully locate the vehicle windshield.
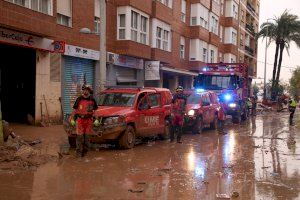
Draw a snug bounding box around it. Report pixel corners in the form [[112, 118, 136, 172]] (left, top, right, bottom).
[[187, 93, 201, 104], [194, 75, 238, 90], [98, 93, 136, 107]]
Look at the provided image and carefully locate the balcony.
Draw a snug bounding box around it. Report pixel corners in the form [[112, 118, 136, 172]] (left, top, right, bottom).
[[222, 44, 238, 56], [151, 48, 172, 64], [115, 40, 151, 59], [0, 1, 56, 37], [245, 45, 254, 56], [220, 16, 239, 29], [246, 2, 257, 16], [115, 0, 152, 14], [190, 0, 211, 9], [209, 32, 220, 46], [152, 0, 173, 24], [246, 23, 255, 35], [190, 26, 210, 41]]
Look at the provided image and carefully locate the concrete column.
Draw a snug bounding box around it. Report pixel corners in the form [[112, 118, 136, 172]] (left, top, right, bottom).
[[106, 63, 117, 86], [99, 0, 107, 91], [137, 69, 144, 87], [169, 75, 178, 93]]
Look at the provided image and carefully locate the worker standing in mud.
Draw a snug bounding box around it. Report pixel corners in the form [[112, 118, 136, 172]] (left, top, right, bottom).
[[170, 86, 187, 143], [71, 85, 98, 157], [289, 98, 297, 125]]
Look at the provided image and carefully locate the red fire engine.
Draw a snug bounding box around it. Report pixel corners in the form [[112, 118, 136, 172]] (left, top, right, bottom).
[[193, 63, 251, 123]]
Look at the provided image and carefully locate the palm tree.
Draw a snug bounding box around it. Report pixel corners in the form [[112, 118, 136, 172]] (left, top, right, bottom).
[[258, 10, 300, 99]]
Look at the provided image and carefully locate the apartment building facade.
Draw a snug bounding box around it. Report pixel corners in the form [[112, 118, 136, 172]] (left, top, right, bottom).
[[0, 0, 259, 123]]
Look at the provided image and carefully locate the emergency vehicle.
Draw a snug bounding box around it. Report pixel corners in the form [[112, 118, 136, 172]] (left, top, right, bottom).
[[64, 87, 173, 149], [185, 90, 222, 134], [193, 63, 250, 123]]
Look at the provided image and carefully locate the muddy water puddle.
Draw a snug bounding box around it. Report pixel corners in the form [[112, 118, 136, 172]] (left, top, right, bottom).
[[0, 113, 299, 200]]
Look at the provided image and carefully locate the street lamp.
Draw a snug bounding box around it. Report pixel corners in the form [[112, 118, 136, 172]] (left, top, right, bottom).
[[79, 0, 106, 92], [263, 18, 272, 99]]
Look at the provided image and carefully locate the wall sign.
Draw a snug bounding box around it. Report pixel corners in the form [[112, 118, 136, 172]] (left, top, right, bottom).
[[145, 61, 160, 80], [110, 53, 144, 69], [0, 28, 54, 51], [64, 44, 100, 60]]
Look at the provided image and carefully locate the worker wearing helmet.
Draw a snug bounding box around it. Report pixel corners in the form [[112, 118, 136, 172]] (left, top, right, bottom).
[[170, 86, 187, 143], [289, 98, 297, 125], [71, 84, 98, 157]]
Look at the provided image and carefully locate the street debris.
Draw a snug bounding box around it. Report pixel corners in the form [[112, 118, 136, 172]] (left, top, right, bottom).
[[216, 193, 230, 199], [231, 191, 239, 198]]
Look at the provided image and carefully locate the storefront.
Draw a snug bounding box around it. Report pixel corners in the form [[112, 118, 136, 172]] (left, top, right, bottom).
[[107, 53, 144, 87], [62, 44, 99, 117], [0, 27, 55, 123]]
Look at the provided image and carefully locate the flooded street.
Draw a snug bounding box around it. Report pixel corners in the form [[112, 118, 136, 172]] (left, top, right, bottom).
[[0, 113, 299, 200]]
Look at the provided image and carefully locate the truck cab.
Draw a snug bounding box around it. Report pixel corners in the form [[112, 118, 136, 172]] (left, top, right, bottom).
[[64, 87, 172, 149]]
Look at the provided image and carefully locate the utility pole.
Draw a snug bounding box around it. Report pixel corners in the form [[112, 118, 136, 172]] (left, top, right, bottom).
[[99, 0, 107, 91]]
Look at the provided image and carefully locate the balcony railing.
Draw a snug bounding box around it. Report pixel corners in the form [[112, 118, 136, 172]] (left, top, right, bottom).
[[246, 2, 256, 16], [246, 23, 255, 35], [245, 46, 254, 56]]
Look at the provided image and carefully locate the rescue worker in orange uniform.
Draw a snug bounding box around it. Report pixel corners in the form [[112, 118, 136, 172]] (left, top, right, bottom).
[[170, 86, 187, 143], [72, 85, 98, 157]]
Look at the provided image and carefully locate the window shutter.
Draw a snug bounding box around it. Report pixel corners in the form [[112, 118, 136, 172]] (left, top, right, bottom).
[[57, 0, 72, 17]]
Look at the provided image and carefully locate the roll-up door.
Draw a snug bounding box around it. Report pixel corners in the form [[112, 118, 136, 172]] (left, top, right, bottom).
[[116, 67, 137, 83], [62, 56, 94, 117]]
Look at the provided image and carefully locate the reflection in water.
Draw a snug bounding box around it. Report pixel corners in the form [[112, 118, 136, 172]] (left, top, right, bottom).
[[223, 130, 236, 165]]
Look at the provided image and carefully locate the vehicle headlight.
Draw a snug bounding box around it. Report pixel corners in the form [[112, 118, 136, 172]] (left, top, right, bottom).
[[224, 94, 232, 101], [229, 103, 237, 108], [188, 110, 195, 116], [104, 116, 125, 125]]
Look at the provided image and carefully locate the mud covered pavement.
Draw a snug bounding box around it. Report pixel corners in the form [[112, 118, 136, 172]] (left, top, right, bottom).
[[0, 113, 299, 200]]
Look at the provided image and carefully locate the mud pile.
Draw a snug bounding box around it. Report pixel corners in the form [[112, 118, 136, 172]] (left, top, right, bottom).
[[0, 140, 57, 171]]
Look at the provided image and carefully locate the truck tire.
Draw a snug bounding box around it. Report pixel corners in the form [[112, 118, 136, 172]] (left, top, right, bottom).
[[232, 113, 241, 124], [68, 136, 76, 148], [241, 108, 248, 121], [119, 125, 136, 149], [159, 119, 170, 140], [192, 117, 203, 134], [210, 115, 218, 130]]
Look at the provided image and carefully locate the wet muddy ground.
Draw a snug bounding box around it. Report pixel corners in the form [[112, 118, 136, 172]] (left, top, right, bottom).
[[0, 112, 299, 200]]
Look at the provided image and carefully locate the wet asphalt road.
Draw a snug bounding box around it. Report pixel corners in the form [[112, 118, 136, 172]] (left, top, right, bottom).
[[0, 112, 299, 200]]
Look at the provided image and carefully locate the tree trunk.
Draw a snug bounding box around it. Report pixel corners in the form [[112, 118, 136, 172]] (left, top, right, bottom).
[[271, 41, 280, 100], [274, 41, 285, 98]]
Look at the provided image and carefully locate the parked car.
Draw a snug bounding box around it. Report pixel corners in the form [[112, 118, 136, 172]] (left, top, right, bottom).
[[64, 87, 173, 149], [184, 90, 223, 134]]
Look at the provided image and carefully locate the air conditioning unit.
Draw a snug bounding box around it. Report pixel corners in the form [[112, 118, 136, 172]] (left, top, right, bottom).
[[107, 52, 115, 63]]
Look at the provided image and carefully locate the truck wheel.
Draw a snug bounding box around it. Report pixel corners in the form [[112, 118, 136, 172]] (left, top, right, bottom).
[[210, 115, 218, 130], [119, 125, 136, 149], [241, 109, 247, 121], [68, 136, 76, 148], [159, 120, 170, 140], [192, 117, 203, 134], [232, 113, 241, 124]]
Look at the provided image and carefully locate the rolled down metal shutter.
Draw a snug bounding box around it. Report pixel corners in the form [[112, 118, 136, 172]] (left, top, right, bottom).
[[63, 56, 94, 117], [116, 67, 137, 83]]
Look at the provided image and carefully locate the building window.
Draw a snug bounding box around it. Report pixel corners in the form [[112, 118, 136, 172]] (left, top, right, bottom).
[[232, 32, 237, 45], [57, 0, 71, 26], [94, 17, 100, 34], [233, 4, 238, 19], [57, 13, 71, 27], [220, 0, 224, 15], [140, 16, 147, 44], [219, 53, 223, 62], [181, 0, 186, 23], [240, 34, 244, 47], [210, 50, 215, 63], [156, 27, 162, 49], [220, 26, 223, 42], [6, 0, 52, 15], [157, 0, 172, 8], [200, 17, 208, 29], [118, 14, 126, 39], [163, 30, 169, 51], [191, 17, 197, 26], [131, 11, 138, 42], [210, 15, 218, 34], [180, 37, 185, 59], [203, 48, 207, 62]]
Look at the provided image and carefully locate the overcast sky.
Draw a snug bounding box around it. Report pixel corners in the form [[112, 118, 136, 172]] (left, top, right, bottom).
[[255, 0, 300, 84]]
